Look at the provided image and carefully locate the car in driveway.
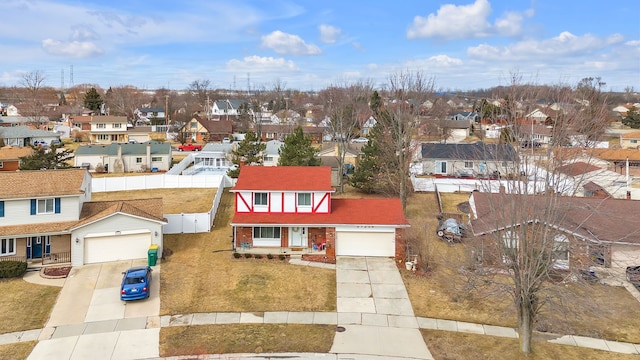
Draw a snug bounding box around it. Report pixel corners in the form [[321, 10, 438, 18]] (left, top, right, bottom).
[[351, 137, 369, 144], [121, 266, 153, 301]]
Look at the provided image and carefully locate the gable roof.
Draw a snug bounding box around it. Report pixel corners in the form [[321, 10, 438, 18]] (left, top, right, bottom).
[[74, 142, 171, 156], [73, 198, 166, 229], [0, 146, 33, 160], [0, 126, 59, 139], [0, 168, 88, 199], [620, 131, 640, 139], [231, 198, 409, 227], [470, 192, 640, 244], [192, 116, 234, 134], [421, 142, 518, 162], [232, 166, 334, 192], [90, 116, 127, 123], [556, 161, 602, 176]]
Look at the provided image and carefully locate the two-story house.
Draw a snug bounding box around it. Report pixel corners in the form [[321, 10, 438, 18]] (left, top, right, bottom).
[[90, 116, 129, 144], [179, 115, 234, 143], [230, 166, 409, 259], [0, 169, 166, 266]]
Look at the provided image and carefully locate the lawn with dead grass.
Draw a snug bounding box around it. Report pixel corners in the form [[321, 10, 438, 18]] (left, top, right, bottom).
[[0, 279, 60, 334], [160, 190, 336, 315], [160, 324, 334, 357], [91, 188, 216, 214], [0, 341, 36, 360], [421, 330, 638, 360], [403, 192, 640, 344]]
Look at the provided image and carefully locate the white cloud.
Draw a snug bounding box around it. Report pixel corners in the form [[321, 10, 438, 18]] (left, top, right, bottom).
[[467, 32, 624, 60], [261, 30, 321, 56], [404, 54, 463, 69], [226, 55, 298, 72], [41, 39, 104, 58], [352, 42, 365, 52], [407, 0, 532, 40], [319, 24, 341, 44]]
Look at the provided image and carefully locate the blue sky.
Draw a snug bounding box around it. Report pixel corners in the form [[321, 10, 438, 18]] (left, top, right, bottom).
[[1, 0, 638, 92]]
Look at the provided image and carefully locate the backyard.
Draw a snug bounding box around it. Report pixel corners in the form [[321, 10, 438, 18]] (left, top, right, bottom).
[[91, 187, 216, 214]]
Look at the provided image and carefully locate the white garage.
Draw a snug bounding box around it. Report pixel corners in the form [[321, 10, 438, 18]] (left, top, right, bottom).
[[84, 231, 152, 264], [335, 230, 396, 257]]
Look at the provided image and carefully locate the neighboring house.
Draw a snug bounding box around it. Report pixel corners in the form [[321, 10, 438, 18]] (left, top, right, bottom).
[[620, 131, 640, 149], [361, 116, 377, 136], [127, 126, 152, 143], [447, 111, 479, 123], [184, 143, 234, 175], [230, 166, 409, 258], [211, 99, 249, 119], [469, 191, 640, 269], [5, 105, 19, 116], [69, 115, 92, 131], [134, 107, 165, 124], [0, 126, 60, 147], [317, 142, 364, 186], [270, 110, 301, 125], [179, 115, 234, 143], [74, 141, 172, 173], [524, 109, 549, 124], [554, 161, 628, 198], [0, 146, 33, 171], [517, 124, 554, 145], [0, 116, 38, 127], [90, 116, 129, 144], [262, 140, 284, 166], [419, 142, 518, 177], [0, 169, 166, 266], [259, 124, 324, 143]]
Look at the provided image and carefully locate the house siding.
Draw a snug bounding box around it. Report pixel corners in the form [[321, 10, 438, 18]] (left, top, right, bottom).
[[0, 196, 83, 226], [0, 160, 19, 172]]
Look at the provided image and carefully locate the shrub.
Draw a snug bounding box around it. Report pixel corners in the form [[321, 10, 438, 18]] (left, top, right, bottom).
[[267, 254, 274, 260], [278, 254, 286, 261], [0, 261, 28, 278], [233, 252, 242, 259], [244, 253, 253, 259], [254, 254, 263, 259]]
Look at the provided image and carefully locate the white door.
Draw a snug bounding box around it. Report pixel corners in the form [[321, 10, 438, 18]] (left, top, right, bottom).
[[85, 232, 151, 264], [335, 231, 395, 257], [289, 227, 308, 247], [435, 161, 447, 174]]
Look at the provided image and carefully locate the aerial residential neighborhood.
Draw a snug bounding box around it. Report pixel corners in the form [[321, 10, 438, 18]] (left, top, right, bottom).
[[0, 1, 639, 360]]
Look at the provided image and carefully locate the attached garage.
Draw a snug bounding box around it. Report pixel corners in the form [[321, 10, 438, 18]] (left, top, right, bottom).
[[84, 231, 152, 264], [335, 230, 396, 257]]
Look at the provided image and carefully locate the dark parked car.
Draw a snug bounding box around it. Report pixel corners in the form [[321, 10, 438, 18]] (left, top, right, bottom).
[[120, 266, 153, 301], [626, 266, 640, 290]]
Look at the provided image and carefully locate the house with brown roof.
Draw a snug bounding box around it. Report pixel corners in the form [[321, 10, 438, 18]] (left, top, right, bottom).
[[555, 161, 628, 198], [0, 169, 166, 266], [259, 124, 324, 144], [230, 166, 409, 259], [0, 146, 33, 171], [619, 131, 640, 149], [469, 192, 640, 270], [179, 115, 234, 143]]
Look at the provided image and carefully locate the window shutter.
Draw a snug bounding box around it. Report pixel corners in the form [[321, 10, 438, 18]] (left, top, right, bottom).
[[30, 199, 36, 215], [54, 198, 61, 214], [0, 201, 4, 217]]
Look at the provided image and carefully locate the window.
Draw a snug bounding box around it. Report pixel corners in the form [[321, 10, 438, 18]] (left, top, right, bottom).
[[253, 227, 281, 239], [1, 238, 16, 256], [96, 123, 106, 129], [0, 201, 4, 217], [136, 157, 143, 163], [552, 234, 569, 269], [298, 193, 311, 206], [0, 161, 3, 168], [97, 134, 109, 141], [502, 161, 508, 168], [464, 161, 473, 169], [254, 193, 268, 206], [151, 157, 161, 162], [190, 122, 198, 129], [631, 140, 638, 144], [264, 156, 273, 162], [112, 123, 121, 128], [502, 230, 519, 249], [38, 198, 54, 214], [435, 161, 447, 174]]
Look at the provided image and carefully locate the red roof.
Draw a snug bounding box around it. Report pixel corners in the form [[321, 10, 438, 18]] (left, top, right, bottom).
[[231, 198, 409, 227], [232, 166, 334, 191]]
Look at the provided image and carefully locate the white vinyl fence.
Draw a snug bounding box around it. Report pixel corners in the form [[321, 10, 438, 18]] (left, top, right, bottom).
[[92, 174, 232, 234]]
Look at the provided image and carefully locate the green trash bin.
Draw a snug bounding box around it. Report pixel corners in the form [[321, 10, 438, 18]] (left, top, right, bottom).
[[148, 244, 159, 266]]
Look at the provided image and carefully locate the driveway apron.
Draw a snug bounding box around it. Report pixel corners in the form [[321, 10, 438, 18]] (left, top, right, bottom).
[[28, 260, 160, 360], [331, 257, 433, 359]]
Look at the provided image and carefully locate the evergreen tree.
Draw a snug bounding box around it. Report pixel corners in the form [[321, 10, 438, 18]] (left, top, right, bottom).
[[622, 107, 640, 129], [227, 131, 266, 178], [278, 126, 321, 166], [84, 87, 104, 112], [350, 123, 383, 193], [19, 143, 74, 170]]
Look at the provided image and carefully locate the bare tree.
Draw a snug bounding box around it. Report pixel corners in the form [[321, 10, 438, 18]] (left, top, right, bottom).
[[18, 70, 48, 127], [104, 86, 150, 125], [188, 79, 211, 112]]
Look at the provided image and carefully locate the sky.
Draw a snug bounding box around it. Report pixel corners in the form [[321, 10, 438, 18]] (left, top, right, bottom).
[[1, 0, 639, 93]]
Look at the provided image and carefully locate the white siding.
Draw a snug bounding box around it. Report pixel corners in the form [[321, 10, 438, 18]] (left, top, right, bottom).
[[236, 192, 252, 212], [313, 192, 330, 213], [271, 192, 283, 212], [0, 196, 83, 227], [283, 192, 295, 212]]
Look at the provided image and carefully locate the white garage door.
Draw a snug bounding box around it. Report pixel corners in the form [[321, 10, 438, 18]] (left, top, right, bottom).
[[335, 231, 395, 257], [85, 232, 151, 264], [611, 245, 640, 268]]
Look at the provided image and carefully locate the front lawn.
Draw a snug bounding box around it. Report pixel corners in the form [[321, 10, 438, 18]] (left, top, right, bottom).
[[0, 278, 60, 334], [160, 324, 335, 357], [91, 188, 216, 214], [0, 341, 37, 360], [160, 190, 336, 315]]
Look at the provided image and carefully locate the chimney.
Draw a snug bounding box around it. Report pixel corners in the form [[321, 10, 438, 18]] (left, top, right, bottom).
[[117, 143, 122, 159]]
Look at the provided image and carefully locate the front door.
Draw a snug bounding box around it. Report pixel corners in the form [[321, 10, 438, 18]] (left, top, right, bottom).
[[289, 227, 308, 247], [32, 236, 42, 258]]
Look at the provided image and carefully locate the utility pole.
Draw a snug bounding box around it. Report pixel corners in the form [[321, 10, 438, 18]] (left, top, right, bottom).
[[165, 95, 169, 126]]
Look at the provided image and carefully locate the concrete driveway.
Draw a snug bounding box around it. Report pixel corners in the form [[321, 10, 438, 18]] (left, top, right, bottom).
[[28, 259, 160, 360]]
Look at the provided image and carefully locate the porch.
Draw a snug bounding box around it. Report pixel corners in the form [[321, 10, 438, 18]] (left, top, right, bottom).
[[0, 251, 71, 267], [235, 244, 326, 256]]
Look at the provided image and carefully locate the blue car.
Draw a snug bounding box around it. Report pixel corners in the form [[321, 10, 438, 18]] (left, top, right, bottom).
[[120, 266, 152, 301]]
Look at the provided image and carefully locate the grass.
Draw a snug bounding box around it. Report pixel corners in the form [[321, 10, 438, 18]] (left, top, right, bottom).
[[91, 188, 216, 214], [421, 330, 639, 360], [0, 341, 37, 360], [403, 191, 640, 344], [160, 324, 335, 357], [160, 190, 336, 315], [0, 278, 60, 334]]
